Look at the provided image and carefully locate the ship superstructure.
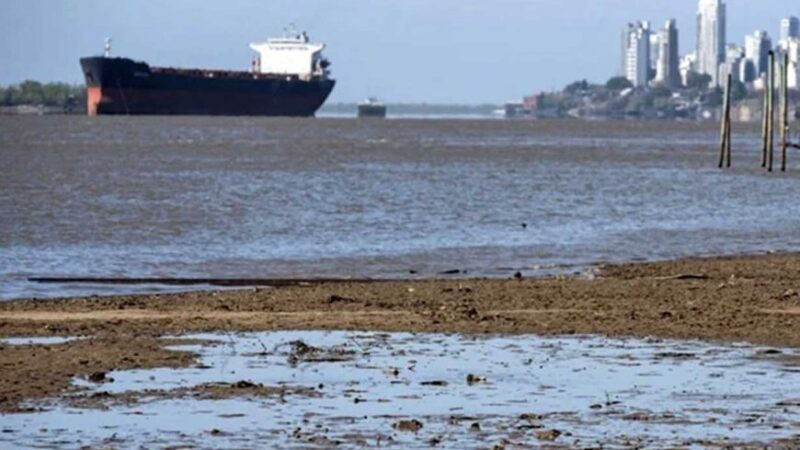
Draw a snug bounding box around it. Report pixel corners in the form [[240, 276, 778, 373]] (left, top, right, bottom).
[[249, 31, 331, 80]]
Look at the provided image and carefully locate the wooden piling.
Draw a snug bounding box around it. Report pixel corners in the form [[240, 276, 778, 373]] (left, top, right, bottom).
[[718, 73, 731, 168], [725, 73, 732, 168], [761, 71, 769, 167], [767, 51, 775, 172], [781, 52, 789, 172]]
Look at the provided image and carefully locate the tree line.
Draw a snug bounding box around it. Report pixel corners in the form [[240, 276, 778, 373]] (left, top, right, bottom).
[[0, 81, 85, 107]]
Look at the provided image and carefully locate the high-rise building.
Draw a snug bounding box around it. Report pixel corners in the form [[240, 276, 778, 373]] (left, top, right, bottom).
[[781, 17, 800, 41], [779, 17, 800, 51], [656, 19, 681, 88], [745, 30, 772, 77], [621, 23, 634, 77], [696, 0, 726, 86], [650, 33, 662, 74], [787, 37, 800, 89], [680, 52, 697, 87], [625, 21, 651, 87], [720, 44, 745, 84], [740, 59, 757, 84]]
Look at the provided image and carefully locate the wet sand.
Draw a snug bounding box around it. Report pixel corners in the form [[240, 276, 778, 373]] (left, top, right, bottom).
[[1, 252, 800, 447], [4, 331, 799, 449]]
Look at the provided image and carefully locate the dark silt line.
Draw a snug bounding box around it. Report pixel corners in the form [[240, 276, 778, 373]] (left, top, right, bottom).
[[27, 277, 392, 287]]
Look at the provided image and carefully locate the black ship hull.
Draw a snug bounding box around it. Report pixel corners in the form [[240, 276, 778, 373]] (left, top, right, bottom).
[[357, 104, 387, 118], [80, 57, 335, 117]]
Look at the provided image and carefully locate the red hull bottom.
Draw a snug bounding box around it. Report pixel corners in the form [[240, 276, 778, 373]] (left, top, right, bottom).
[[87, 87, 327, 117]]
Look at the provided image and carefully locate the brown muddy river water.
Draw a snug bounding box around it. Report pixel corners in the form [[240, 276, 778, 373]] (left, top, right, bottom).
[[1, 116, 800, 299]]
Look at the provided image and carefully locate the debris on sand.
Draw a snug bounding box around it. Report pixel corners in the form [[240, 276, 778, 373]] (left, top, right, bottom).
[[327, 295, 358, 304], [439, 269, 462, 275], [654, 352, 696, 360], [535, 429, 562, 441], [466, 374, 487, 385], [283, 340, 356, 366], [654, 273, 709, 281], [88, 371, 112, 383], [392, 419, 423, 432]]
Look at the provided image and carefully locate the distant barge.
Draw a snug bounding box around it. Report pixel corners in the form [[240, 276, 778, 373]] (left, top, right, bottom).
[[357, 98, 387, 118], [79, 32, 335, 117]]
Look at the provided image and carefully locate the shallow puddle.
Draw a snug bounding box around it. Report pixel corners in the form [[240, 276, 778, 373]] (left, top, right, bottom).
[[0, 336, 82, 346], [2, 331, 799, 448]]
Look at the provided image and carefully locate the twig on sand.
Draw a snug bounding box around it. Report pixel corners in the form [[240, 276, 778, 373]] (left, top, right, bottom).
[[653, 274, 709, 281]]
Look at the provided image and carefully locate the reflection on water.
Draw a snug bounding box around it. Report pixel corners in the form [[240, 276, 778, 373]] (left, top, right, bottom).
[[2, 331, 798, 448], [1, 117, 799, 299]]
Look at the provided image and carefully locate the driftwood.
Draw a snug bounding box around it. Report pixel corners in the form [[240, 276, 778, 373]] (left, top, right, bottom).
[[28, 277, 384, 287], [654, 273, 710, 281]]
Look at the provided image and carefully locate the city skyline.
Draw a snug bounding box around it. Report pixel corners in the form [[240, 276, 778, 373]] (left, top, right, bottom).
[[619, 0, 799, 91], [1, 0, 798, 103]]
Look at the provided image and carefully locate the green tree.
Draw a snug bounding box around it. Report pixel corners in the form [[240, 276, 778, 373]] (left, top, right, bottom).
[[685, 72, 712, 91], [565, 79, 590, 94], [606, 76, 633, 91], [0, 81, 85, 107], [536, 93, 563, 110], [650, 85, 673, 98], [706, 87, 724, 107]]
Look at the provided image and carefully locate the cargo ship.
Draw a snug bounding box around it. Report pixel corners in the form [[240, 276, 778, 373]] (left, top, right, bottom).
[[79, 32, 335, 117]]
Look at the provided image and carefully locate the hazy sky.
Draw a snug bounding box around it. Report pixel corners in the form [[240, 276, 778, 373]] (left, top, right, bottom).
[[1, 0, 797, 103]]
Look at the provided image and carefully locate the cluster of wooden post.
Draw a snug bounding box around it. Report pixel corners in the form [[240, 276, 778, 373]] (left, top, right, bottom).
[[722, 50, 797, 171]]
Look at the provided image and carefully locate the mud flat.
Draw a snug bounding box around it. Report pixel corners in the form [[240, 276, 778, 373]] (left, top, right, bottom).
[[1, 331, 799, 449], [1, 253, 800, 447]]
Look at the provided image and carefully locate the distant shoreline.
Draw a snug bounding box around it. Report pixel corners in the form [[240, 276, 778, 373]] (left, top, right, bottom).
[[0, 105, 84, 116]]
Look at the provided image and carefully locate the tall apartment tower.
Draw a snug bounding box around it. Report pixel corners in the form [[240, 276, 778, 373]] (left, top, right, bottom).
[[625, 21, 651, 87], [781, 17, 800, 41], [696, 0, 726, 86], [621, 23, 634, 76], [745, 30, 772, 76], [779, 17, 800, 51], [656, 19, 681, 88]]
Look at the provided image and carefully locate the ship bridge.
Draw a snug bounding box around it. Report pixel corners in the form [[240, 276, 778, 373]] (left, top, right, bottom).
[[250, 31, 329, 79]]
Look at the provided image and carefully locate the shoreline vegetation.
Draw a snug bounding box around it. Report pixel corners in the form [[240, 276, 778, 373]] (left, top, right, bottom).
[[4, 78, 798, 120], [0, 80, 86, 115], [1, 252, 799, 413]]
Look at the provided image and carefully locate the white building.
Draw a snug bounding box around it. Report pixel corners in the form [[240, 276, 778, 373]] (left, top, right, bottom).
[[625, 21, 651, 87], [781, 17, 800, 41], [650, 33, 662, 73], [719, 44, 745, 84], [779, 17, 800, 52], [680, 51, 698, 86], [787, 37, 800, 89], [745, 30, 772, 78], [696, 0, 726, 86], [656, 19, 681, 88]]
